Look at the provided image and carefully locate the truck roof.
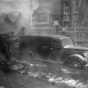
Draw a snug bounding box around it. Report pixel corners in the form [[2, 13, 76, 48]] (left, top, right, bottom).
[[21, 34, 70, 40]]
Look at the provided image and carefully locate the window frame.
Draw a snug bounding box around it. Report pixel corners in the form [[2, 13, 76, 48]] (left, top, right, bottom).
[[64, 1, 70, 14], [37, 13, 48, 23], [51, 39, 62, 49]]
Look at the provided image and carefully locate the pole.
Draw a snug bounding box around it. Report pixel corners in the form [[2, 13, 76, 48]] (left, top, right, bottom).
[[31, 0, 32, 28], [74, 29, 77, 45], [39, 0, 40, 6]]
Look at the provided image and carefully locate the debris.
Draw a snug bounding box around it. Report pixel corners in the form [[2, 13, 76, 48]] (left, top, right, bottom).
[[10, 64, 24, 70]]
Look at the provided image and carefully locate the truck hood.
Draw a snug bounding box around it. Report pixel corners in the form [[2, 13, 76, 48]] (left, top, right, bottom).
[[64, 45, 88, 51]]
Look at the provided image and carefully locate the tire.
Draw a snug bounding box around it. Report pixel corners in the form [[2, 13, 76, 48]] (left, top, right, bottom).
[[66, 57, 84, 69]]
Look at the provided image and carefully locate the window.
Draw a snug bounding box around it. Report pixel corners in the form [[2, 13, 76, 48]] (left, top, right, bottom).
[[51, 41, 61, 48], [62, 38, 73, 47], [63, 15, 69, 21], [37, 13, 47, 22], [64, 1, 69, 13], [65, 7, 69, 13], [64, 22, 69, 27], [75, 0, 79, 12]]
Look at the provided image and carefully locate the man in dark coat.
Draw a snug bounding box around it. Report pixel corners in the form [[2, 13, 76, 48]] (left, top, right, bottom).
[[2, 31, 15, 61]]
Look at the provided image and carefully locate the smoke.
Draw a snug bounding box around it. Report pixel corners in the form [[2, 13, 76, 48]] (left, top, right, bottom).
[[0, 0, 60, 18], [0, 0, 39, 18], [0, 0, 60, 33]]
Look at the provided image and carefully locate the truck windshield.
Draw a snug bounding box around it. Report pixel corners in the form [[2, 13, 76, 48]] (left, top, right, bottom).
[[62, 38, 73, 47]]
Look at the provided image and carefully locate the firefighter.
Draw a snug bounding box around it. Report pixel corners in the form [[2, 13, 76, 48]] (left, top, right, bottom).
[[2, 31, 15, 61]]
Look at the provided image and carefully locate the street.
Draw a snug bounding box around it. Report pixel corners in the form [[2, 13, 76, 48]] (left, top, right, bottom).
[[1, 58, 87, 88]]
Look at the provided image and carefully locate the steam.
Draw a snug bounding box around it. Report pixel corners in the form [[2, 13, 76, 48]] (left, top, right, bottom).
[[0, 0, 60, 19], [0, 0, 60, 33], [0, 0, 39, 18]]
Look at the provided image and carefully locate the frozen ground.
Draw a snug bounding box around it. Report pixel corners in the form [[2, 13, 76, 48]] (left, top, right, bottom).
[[0, 58, 88, 88]]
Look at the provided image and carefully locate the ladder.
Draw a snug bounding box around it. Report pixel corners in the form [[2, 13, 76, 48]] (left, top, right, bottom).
[[75, 0, 87, 27]]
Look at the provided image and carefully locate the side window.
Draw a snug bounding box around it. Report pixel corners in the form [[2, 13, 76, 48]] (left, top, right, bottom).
[[51, 40, 61, 48]]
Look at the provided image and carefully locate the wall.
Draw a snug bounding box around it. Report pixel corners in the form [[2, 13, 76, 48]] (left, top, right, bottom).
[[61, 0, 83, 27]]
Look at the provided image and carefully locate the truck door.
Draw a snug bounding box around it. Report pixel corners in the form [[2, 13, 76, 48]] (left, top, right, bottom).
[[50, 40, 63, 61]]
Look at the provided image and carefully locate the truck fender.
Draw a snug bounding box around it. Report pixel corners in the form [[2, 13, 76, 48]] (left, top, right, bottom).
[[67, 54, 85, 62]]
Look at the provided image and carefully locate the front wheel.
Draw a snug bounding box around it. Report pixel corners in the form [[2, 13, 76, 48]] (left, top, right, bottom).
[[69, 59, 83, 68], [65, 57, 84, 69]]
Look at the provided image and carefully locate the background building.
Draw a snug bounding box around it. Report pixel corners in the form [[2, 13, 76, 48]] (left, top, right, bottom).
[[32, 0, 61, 27], [33, 6, 61, 27], [61, 0, 87, 27]]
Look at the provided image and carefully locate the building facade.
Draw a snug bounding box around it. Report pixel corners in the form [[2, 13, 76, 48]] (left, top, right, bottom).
[[61, 0, 83, 27], [33, 6, 61, 27]]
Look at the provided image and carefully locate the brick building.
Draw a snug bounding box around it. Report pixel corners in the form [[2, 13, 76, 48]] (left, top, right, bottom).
[[61, 0, 83, 27]]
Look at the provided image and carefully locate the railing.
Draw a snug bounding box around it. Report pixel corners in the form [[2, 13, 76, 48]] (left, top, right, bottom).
[[29, 27, 88, 47]]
